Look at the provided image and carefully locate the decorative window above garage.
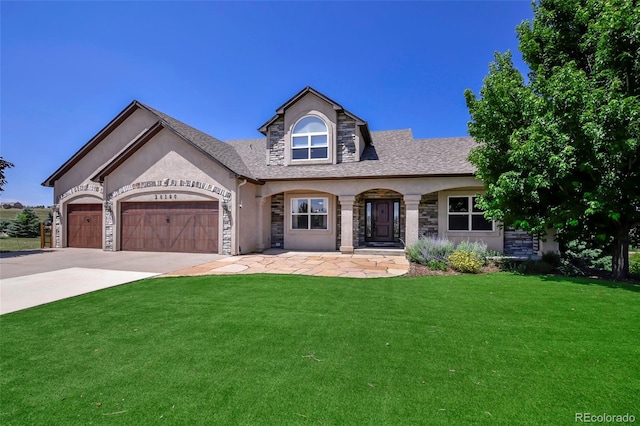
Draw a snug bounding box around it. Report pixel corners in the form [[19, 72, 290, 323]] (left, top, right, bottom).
[[291, 116, 328, 160]]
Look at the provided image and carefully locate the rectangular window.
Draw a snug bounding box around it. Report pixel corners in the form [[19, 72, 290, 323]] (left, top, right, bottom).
[[291, 197, 328, 230], [447, 196, 493, 231], [291, 134, 328, 160]]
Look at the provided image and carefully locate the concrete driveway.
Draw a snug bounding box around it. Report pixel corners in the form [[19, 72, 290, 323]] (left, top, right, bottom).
[[0, 248, 225, 315]]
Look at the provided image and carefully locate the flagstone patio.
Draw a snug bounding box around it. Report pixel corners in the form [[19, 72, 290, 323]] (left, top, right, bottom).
[[164, 249, 409, 278]]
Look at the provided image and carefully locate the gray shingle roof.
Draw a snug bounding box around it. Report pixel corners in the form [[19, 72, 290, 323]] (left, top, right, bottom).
[[138, 102, 256, 180], [226, 130, 477, 180]]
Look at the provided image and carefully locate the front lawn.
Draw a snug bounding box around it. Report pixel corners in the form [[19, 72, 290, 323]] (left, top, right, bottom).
[[1, 274, 638, 424], [0, 237, 42, 252]]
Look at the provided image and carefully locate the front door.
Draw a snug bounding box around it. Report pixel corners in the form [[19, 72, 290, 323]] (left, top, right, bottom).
[[366, 199, 399, 243]]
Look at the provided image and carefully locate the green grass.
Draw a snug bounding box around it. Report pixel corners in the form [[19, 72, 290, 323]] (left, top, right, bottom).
[[0, 208, 51, 222], [1, 274, 638, 425], [0, 237, 42, 252], [0, 208, 52, 251]]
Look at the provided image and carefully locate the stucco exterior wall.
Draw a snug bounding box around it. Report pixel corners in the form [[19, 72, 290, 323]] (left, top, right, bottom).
[[437, 189, 504, 253], [282, 93, 338, 166], [283, 192, 337, 251], [259, 176, 482, 200], [237, 181, 259, 254], [54, 108, 157, 202], [104, 129, 235, 194]]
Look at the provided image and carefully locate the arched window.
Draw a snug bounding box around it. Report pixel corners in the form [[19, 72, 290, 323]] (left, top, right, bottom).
[[291, 116, 328, 160]]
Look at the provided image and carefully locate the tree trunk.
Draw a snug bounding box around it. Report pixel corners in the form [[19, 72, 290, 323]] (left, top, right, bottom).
[[611, 223, 630, 280]]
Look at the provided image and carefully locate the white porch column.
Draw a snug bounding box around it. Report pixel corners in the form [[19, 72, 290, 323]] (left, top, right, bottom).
[[339, 195, 355, 254], [256, 196, 268, 252], [404, 194, 422, 248]]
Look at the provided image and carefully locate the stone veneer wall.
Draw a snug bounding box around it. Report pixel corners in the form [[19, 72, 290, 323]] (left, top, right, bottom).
[[355, 189, 405, 247], [270, 193, 285, 248], [419, 193, 438, 238], [267, 120, 285, 166], [267, 114, 358, 166], [504, 229, 538, 257], [336, 112, 357, 163]]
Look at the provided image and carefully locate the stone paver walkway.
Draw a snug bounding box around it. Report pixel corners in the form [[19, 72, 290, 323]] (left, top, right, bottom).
[[164, 249, 409, 278]]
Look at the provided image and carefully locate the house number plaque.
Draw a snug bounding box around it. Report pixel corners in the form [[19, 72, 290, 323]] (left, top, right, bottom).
[[155, 194, 178, 200]]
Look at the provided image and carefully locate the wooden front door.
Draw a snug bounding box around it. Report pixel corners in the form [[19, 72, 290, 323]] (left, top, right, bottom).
[[370, 199, 394, 242], [120, 202, 218, 253], [67, 204, 103, 248]]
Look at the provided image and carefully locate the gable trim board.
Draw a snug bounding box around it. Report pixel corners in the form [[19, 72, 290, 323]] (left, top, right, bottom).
[[44, 87, 550, 256]]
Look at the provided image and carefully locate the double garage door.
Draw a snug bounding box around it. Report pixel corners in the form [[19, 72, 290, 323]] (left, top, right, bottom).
[[120, 202, 219, 253], [67, 202, 219, 253]]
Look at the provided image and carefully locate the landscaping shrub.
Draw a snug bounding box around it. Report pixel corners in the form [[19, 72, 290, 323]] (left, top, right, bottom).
[[448, 250, 484, 273], [559, 240, 606, 276], [406, 236, 454, 266], [630, 252, 640, 280], [541, 251, 562, 268], [518, 260, 555, 275], [426, 260, 448, 271], [456, 240, 489, 261]]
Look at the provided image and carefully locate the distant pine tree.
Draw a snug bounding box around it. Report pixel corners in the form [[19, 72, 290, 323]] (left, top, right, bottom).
[[8, 207, 41, 237]]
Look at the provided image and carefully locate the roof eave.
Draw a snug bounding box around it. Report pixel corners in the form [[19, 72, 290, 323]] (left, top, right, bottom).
[[42, 100, 143, 187], [258, 172, 477, 182], [92, 120, 262, 185]]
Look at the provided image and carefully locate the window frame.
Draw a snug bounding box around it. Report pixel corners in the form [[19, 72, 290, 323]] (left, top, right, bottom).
[[290, 116, 329, 161], [447, 196, 494, 232], [290, 197, 329, 231]]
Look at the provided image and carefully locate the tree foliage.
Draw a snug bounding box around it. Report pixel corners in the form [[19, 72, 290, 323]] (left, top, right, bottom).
[[8, 208, 41, 238], [465, 0, 639, 279], [0, 157, 14, 192]]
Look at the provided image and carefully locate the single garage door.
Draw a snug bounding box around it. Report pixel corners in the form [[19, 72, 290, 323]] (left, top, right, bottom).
[[121, 202, 218, 253], [67, 204, 103, 248]]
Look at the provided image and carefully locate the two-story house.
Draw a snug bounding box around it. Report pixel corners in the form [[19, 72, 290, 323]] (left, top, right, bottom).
[[43, 87, 545, 256]]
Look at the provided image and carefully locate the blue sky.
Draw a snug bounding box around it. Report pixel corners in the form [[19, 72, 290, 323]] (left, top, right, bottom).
[[1, 1, 533, 206]]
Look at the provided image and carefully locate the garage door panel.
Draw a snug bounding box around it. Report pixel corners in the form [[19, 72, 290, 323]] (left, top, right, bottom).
[[121, 201, 218, 253], [67, 204, 102, 248]]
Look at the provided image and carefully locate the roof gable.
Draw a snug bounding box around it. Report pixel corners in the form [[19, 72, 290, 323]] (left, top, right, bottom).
[[257, 86, 372, 145], [43, 101, 259, 187], [42, 101, 140, 187]]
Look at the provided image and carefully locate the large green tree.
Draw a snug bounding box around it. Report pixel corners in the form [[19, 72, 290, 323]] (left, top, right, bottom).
[[465, 0, 639, 279], [0, 157, 14, 192]]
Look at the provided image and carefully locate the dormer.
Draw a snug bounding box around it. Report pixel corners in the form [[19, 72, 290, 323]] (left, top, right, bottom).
[[258, 87, 372, 166]]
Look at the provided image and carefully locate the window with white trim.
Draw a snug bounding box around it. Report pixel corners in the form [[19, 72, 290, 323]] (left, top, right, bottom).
[[291, 116, 328, 160], [291, 197, 328, 230], [448, 196, 493, 231]]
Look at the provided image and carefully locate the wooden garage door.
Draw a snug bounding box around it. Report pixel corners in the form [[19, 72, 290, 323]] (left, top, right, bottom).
[[67, 204, 103, 248], [121, 202, 218, 253]]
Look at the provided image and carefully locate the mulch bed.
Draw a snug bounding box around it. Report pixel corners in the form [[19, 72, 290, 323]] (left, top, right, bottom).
[[406, 262, 501, 277]]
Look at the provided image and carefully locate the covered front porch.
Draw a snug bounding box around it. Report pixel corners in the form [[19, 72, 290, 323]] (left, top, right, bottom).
[[249, 176, 482, 254]]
